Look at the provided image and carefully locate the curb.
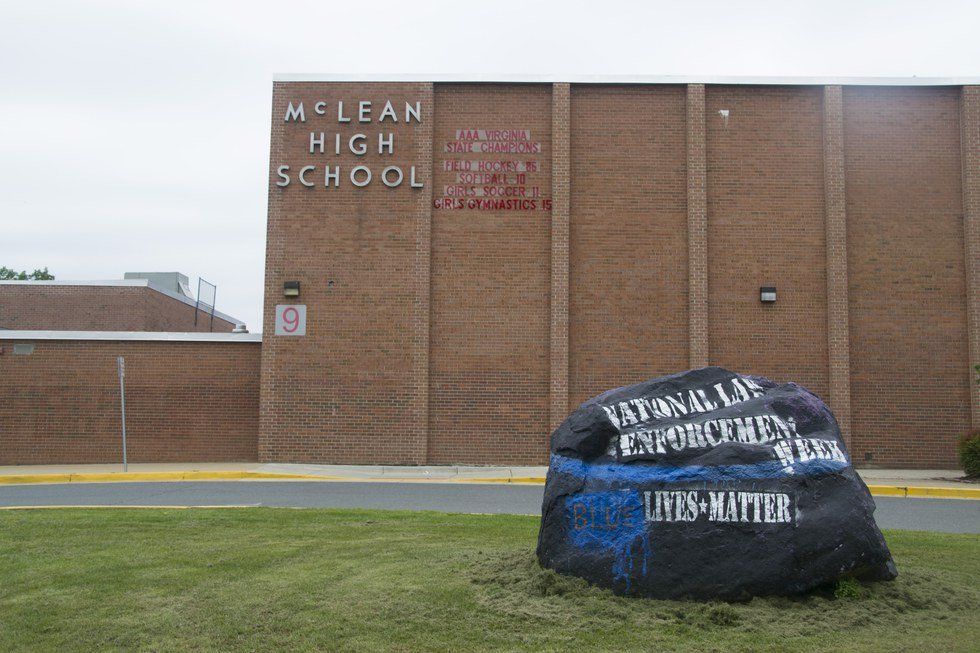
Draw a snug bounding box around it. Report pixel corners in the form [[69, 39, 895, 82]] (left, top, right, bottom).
[[864, 484, 980, 500], [0, 471, 976, 499], [0, 471, 339, 485]]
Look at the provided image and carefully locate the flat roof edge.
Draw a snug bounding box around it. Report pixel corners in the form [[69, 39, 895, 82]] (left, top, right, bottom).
[[0, 330, 262, 343], [0, 279, 243, 326], [0, 279, 151, 288], [272, 74, 980, 86]]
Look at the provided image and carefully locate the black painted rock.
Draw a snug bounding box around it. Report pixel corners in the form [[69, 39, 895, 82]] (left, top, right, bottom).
[[536, 367, 897, 599]]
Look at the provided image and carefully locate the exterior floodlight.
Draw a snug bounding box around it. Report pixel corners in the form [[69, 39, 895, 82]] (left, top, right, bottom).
[[283, 281, 300, 297], [760, 286, 777, 303]]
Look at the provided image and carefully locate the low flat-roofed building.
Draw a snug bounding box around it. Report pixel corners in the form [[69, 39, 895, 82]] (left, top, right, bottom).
[[0, 275, 242, 332]]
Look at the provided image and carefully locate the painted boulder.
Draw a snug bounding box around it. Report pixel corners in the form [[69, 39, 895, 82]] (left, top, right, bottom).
[[536, 366, 896, 599]]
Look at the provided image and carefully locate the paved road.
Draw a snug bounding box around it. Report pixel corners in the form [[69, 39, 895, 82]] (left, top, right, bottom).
[[0, 481, 978, 534]]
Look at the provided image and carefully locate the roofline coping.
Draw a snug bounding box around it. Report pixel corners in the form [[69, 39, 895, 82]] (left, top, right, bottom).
[[0, 279, 243, 326], [272, 74, 980, 86], [0, 330, 262, 343]]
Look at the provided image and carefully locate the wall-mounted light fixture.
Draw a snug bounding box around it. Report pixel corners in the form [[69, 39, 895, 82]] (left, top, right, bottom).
[[760, 286, 777, 303], [283, 281, 300, 297]]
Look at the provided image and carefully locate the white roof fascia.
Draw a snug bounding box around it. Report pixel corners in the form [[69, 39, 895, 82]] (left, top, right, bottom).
[[0, 279, 150, 288], [0, 330, 262, 343], [272, 74, 980, 86]]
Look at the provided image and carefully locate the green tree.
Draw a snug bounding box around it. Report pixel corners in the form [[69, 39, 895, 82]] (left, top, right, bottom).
[[0, 266, 54, 280]]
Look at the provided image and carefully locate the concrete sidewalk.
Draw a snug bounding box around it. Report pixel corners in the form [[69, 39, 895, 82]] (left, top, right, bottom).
[[0, 461, 975, 498]]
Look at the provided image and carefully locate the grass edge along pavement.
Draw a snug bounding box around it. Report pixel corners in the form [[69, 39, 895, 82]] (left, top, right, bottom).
[[0, 507, 978, 652], [0, 469, 978, 500]]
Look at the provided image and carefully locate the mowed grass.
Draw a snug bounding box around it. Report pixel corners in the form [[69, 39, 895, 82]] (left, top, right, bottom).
[[0, 508, 977, 652]]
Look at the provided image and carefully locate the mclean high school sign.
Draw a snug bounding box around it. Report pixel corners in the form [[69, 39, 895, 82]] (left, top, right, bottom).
[[275, 99, 425, 189]]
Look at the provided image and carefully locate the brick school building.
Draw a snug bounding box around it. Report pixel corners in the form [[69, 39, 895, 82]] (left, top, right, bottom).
[[260, 76, 979, 469], [3, 77, 978, 469]]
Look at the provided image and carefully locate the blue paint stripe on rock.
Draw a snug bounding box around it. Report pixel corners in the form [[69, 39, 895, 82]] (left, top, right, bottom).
[[550, 453, 849, 485]]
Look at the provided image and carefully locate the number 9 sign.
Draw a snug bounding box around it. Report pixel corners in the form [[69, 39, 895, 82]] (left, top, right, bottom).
[[275, 304, 307, 336]]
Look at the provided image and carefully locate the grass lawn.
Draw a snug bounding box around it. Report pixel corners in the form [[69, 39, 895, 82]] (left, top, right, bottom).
[[0, 508, 977, 652]]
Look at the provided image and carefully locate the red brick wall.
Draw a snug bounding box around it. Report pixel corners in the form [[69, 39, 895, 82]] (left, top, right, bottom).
[[550, 84, 571, 429], [960, 87, 980, 429], [687, 84, 709, 369], [0, 285, 236, 332], [258, 81, 977, 469], [706, 86, 830, 398], [428, 84, 552, 464], [822, 86, 854, 448], [568, 85, 689, 405], [0, 338, 259, 464], [844, 86, 970, 468], [144, 288, 237, 332], [260, 82, 431, 464]]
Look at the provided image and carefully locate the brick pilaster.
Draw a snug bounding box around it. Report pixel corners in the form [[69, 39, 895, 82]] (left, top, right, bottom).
[[550, 83, 571, 430], [962, 86, 980, 427], [687, 84, 708, 368], [258, 83, 286, 462], [822, 85, 853, 449], [413, 83, 434, 463]]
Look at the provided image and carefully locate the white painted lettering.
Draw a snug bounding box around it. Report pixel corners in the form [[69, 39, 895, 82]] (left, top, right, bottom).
[[276, 165, 290, 187], [337, 101, 351, 123], [284, 102, 305, 122], [378, 132, 394, 154], [299, 165, 315, 187], [379, 100, 398, 122], [405, 101, 421, 123], [381, 166, 403, 188], [350, 165, 372, 187], [349, 134, 367, 156]]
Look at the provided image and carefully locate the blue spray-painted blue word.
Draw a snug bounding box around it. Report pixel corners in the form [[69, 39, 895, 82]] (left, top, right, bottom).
[[565, 490, 651, 592]]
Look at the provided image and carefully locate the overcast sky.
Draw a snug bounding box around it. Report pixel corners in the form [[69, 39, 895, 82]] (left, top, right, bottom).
[[2, 0, 978, 331]]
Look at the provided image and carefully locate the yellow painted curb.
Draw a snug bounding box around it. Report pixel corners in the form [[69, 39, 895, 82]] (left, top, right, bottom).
[[0, 471, 343, 485], [865, 484, 908, 498], [866, 484, 980, 500], [0, 474, 74, 485]]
